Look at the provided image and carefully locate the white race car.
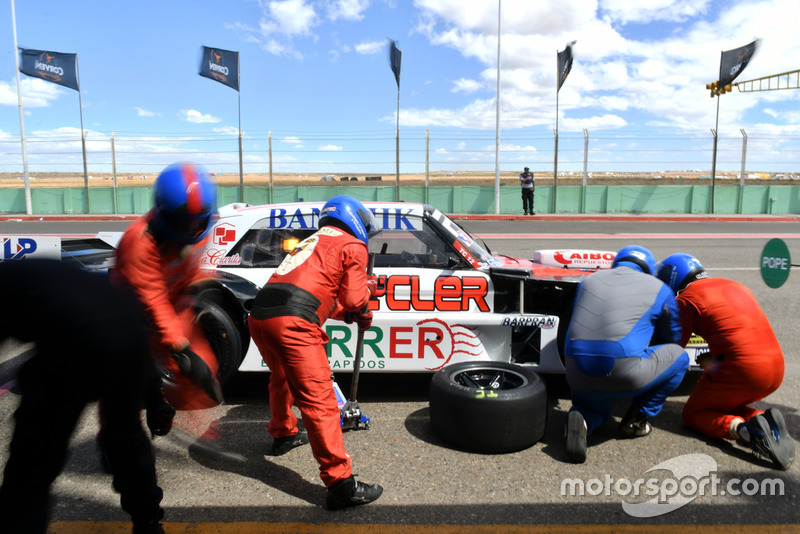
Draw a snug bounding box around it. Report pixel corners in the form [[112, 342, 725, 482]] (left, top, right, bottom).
[[191, 201, 628, 384]]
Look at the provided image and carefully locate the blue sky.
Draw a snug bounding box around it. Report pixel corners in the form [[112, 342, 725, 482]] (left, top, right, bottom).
[[1, 0, 799, 176]]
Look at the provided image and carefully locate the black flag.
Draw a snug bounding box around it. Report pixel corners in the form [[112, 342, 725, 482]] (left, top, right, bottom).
[[19, 49, 79, 91], [389, 40, 402, 89], [557, 41, 576, 92], [199, 46, 240, 91], [719, 39, 759, 88]]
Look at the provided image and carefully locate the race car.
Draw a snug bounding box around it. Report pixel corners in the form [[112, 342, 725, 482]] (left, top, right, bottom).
[[190, 200, 625, 384], [1, 202, 707, 386], [2, 204, 706, 451]]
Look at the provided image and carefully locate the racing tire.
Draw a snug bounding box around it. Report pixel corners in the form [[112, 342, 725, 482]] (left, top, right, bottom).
[[429, 361, 547, 454], [194, 298, 243, 385]]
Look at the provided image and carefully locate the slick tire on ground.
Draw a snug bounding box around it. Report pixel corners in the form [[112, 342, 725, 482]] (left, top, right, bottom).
[[429, 361, 547, 454], [194, 298, 243, 385]]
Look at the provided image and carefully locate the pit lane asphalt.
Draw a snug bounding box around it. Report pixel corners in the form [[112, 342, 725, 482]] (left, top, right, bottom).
[[0, 215, 798, 532]]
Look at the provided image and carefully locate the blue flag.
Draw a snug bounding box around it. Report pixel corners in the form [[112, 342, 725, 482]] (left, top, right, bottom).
[[719, 39, 759, 88], [557, 41, 576, 92], [389, 40, 402, 89], [19, 49, 79, 91], [199, 46, 240, 91]]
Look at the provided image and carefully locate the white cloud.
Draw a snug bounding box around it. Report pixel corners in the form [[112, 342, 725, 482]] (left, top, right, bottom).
[[135, 106, 160, 117], [327, 0, 370, 21], [0, 78, 64, 108], [601, 0, 712, 24], [213, 126, 240, 136], [355, 40, 385, 55], [179, 109, 222, 124], [319, 144, 343, 151], [259, 0, 318, 37], [452, 78, 484, 93], [281, 136, 305, 147]]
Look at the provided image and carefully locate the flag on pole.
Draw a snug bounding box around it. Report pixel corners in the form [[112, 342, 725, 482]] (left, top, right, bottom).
[[19, 49, 79, 91], [199, 46, 240, 91], [389, 40, 402, 89], [557, 41, 576, 92], [719, 39, 759, 88]]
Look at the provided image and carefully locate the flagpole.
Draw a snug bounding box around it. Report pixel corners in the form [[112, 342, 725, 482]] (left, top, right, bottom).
[[710, 91, 720, 214], [237, 53, 243, 203], [238, 91, 243, 203], [76, 54, 90, 213], [10, 0, 32, 215], [395, 84, 400, 202], [553, 71, 559, 214], [493, 0, 501, 214]]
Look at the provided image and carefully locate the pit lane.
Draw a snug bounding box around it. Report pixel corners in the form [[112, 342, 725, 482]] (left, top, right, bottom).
[[0, 218, 797, 531]]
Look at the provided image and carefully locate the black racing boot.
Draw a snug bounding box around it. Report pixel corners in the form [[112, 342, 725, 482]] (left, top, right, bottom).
[[325, 475, 383, 510], [619, 405, 652, 438], [270, 430, 309, 456], [738, 412, 794, 470]]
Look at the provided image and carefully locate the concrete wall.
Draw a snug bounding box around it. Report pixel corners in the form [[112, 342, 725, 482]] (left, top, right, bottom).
[[2, 184, 798, 215]]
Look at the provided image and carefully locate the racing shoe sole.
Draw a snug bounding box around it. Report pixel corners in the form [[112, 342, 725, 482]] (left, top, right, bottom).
[[325, 475, 383, 510], [566, 410, 588, 464], [761, 409, 795, 470]]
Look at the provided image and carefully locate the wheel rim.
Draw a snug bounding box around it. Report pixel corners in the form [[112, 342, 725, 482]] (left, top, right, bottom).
[[452, 366, 528, 390]]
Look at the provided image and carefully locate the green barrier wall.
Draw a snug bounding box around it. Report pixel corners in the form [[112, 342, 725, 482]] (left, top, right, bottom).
[[2, 184, 799, 215]]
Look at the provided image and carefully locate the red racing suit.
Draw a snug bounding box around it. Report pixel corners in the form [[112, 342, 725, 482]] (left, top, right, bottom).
[[247, 226, 371, 486], [678, 277, 784, 439], [110, 211, 219, 411]]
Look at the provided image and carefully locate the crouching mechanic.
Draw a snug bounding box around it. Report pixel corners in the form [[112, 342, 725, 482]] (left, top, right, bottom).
[[248, 195, 383, 510], [0, 260, 166, 534], [564, 245, 690, 463], [110, 162, 225, 451], [658, 253, 794, 470]]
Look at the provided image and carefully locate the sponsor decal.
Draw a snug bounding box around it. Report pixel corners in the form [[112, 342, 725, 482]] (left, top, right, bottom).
[[0, 236, 60, 260], [369, 274, 490, 313], [276, 235, 319, 275], [553, 250, 615, 267], [327, 318, 482, 371], [452, 240, 479, 268], [213, 223, 236, 245], [265, 206, 421, 232], [501, 316, 556, 329], [2, 237, 37, 260]]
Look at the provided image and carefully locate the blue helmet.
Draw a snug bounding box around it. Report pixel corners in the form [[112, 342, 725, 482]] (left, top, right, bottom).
[[657, 253, 708, 293], [611, 245, 657, 275], [151, 162, 217, 245], [318, 195, 378, 245]]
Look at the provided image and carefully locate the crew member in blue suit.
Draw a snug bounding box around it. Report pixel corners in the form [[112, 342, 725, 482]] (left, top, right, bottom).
[[563, 245, 690, 463]]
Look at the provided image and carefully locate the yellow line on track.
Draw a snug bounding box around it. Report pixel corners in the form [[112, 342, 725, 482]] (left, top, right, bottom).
[[47, 522, 800, 533]]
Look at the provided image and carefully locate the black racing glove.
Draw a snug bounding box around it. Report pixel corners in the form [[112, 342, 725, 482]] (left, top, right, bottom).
[[170, 346, 224, 404], [344, 309, 373, 332], [146, 397, 176, 437]]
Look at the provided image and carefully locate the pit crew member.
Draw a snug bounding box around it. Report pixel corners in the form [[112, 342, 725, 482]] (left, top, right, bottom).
[[658, 253, 794, 470], [564, 245, 690, 463], [0, 260, 166, 534], [248, 195, 383, 510], [110, 162, 224, 450]]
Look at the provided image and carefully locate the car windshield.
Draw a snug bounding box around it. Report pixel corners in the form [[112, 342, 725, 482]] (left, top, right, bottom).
[[425, 208, 499, 269]]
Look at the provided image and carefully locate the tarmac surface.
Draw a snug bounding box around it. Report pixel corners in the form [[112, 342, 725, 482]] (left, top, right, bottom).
[[0, 214, 798, 533]]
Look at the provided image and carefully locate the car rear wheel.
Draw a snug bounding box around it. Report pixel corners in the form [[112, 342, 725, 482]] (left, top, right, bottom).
[[429, 361, 547, 454], [194, 298, 243, 385]]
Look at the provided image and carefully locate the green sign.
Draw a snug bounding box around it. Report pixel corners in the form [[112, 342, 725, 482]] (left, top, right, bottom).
[[761, 238, 791, 288]]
